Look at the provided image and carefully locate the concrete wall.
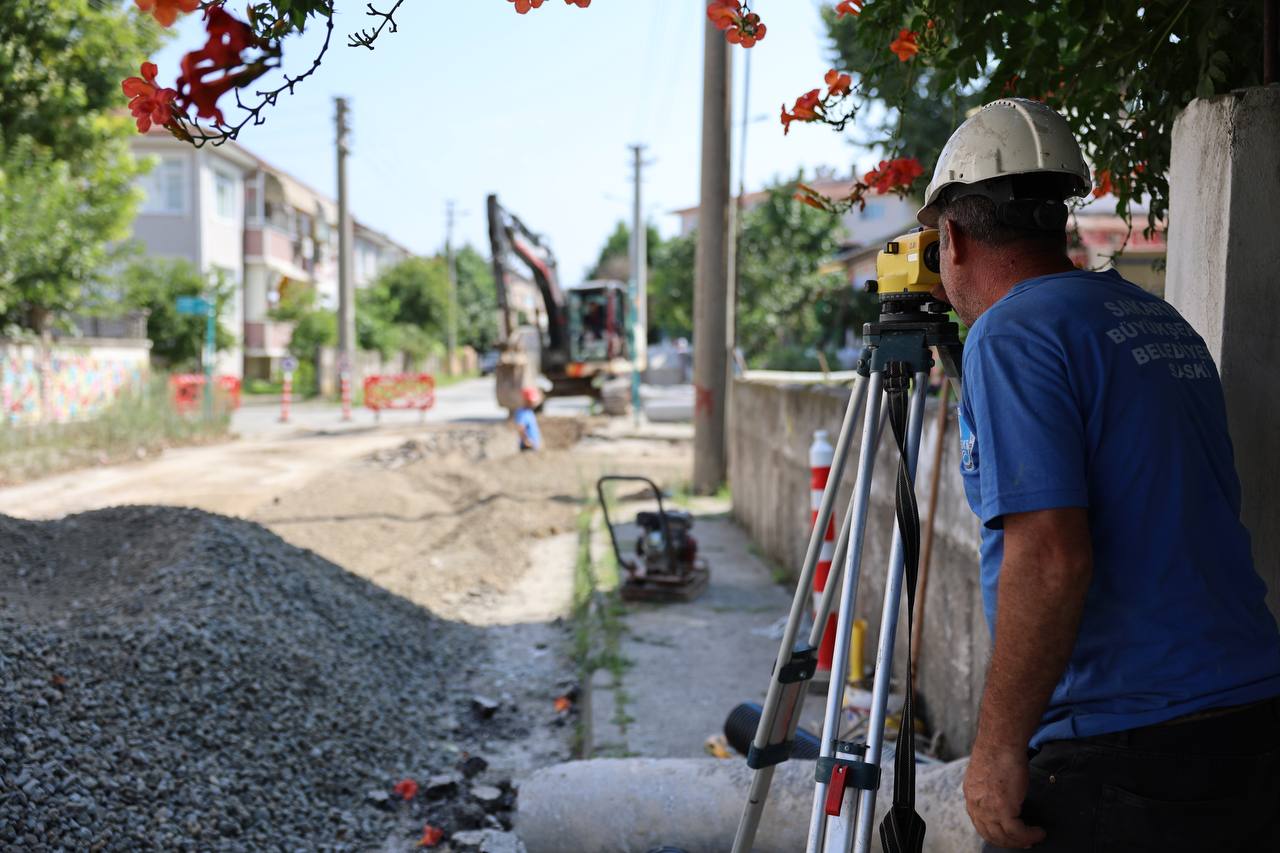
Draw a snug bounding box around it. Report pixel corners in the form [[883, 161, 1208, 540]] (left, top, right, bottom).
[[1165, 86, 1280, 614], [729, 377, 987, 757], [0, 339, 151, 425]]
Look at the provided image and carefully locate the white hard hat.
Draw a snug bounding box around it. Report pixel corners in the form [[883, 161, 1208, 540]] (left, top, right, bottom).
[[917, 98, 1090, 226]]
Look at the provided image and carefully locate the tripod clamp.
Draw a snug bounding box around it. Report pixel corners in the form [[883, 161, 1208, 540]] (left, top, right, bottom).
[[816, 742, 881, 817], [745, 644, 819, 770]]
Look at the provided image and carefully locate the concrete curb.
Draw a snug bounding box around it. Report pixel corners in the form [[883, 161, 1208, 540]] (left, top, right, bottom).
[[517, 756, 980, 852]]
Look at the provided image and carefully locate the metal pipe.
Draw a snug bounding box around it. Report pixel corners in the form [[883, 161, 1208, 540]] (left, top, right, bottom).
[[733, 375, 869, 853], [805, 373, 885, 852]]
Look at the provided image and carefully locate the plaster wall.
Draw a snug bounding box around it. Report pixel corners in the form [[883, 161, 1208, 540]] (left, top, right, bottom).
[[1165, 86, 1280, 614]]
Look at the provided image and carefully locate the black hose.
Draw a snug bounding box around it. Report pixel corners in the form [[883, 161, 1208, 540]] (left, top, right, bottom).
[[723, 701, 821, 761]]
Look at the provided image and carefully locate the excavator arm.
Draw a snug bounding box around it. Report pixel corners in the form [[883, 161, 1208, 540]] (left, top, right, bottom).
[[486, 194, 568, 356]]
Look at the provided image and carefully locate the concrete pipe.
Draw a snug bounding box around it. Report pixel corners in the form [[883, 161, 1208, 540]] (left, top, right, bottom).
[[517, 756, 980, 853]]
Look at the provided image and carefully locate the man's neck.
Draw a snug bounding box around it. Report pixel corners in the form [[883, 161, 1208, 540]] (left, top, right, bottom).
[[982, 252, 1076, 304]]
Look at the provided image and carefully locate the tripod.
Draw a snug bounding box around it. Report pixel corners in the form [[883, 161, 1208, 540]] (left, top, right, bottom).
[[732, 303, 962, 853]]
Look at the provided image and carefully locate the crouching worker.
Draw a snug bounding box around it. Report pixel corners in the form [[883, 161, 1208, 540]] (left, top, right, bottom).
[[513, 386, 542, 452]]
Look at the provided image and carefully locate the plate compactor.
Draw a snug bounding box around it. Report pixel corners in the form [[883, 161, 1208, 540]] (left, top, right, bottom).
[[596, 475, 710, 603]]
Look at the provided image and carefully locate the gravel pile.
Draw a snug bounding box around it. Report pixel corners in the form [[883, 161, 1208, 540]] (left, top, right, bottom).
[[367, 430, 495, 469], [0, 506, 545, 851]]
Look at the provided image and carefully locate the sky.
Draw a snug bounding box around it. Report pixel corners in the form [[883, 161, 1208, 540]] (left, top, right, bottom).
[[151, 1, 880, 280]]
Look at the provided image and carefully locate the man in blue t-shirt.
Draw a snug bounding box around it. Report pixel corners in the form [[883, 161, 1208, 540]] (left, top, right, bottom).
[[917, 99, 1280, 852]]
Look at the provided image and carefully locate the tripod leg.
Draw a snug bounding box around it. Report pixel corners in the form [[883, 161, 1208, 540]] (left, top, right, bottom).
[[840, 371, 931, 853], [806, 371, 885, 852], [731, 374, 869, 853], [808, 406, 888, 655]]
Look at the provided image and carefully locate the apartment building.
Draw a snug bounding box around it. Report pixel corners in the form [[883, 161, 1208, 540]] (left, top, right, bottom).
[[130, 133, 413, 380], [131, 130, 256, 376]]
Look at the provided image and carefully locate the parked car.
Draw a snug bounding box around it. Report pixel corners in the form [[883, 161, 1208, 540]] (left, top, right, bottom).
[[479, 350, 500, 375]]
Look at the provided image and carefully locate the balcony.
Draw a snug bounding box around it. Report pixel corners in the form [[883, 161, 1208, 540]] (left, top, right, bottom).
[[244, 224, 314, 279], [243, 320, 295, 357]]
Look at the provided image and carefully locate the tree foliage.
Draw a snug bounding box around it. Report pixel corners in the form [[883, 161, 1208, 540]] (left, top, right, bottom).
[[648, 232, 697, 341], [452, 245, 498, 353], [117, 258, 236, 369], [736, 178, 858, 363], [587, 220, 662, 282], [0, 0, 159, 159], [0, 132, 146, 336], [591, 175, 865, 366], [357, 256, 449, 363], [0, 0, 161, 336], [825, 0, 1265, 227]]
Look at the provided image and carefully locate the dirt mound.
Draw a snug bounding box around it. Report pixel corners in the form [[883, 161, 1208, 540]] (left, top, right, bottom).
[[259, 431, 586, 625], [0, 506, 562, 850]]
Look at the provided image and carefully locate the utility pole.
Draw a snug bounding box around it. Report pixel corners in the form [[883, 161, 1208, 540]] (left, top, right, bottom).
[[335, 97, 355, 417], [628, 143, 649, 421], [446, 200, 458, 376], [692, 14, 734, 493]]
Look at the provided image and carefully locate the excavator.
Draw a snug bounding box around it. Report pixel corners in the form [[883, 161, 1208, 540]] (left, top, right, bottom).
[[486, 194, 635, 408]]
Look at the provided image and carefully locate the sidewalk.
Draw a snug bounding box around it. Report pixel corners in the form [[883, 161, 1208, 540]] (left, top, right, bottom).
[[586, 495, 814, 759]]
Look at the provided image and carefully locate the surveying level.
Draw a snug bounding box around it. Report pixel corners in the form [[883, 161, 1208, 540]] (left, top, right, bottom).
[[865, 228, 941, 302], [731, 230, 962, 853]]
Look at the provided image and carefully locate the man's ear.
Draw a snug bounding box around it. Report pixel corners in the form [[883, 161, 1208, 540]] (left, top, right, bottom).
[[942, 218, 965, 266]]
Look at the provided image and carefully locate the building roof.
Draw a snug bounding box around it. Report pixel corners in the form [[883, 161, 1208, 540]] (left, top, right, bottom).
[[137, 127, 415, 255]]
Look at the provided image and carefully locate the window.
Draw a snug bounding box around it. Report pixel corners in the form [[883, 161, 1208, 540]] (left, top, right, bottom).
[[214, 170, 238, 221], [139, 156, 187, 214]]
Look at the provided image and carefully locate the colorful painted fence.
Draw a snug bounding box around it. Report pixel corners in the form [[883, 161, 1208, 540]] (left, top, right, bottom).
[[0, 340, 151, 426]]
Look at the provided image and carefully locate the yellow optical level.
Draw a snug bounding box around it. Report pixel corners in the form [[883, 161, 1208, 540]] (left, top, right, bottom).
[[869, 228, 941, 297]]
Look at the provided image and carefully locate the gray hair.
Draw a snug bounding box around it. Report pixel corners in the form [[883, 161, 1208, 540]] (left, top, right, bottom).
[[936, 194, 1067, 252]]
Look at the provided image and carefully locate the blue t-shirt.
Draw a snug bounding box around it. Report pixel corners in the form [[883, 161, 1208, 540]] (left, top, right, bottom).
[[514, 407, 541, 450], [958, 268, 1280, 748]]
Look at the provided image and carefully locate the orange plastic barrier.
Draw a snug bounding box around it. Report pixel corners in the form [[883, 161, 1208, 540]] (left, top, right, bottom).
[[363, 373, 436, 412], [169, 374, 242, 414]]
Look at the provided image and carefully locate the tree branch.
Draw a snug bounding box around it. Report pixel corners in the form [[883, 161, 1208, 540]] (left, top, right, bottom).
[[348, 0, 408, 50]]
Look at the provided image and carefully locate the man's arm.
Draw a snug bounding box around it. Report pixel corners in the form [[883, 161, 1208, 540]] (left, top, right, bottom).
[[964, 507, 1093, 849]]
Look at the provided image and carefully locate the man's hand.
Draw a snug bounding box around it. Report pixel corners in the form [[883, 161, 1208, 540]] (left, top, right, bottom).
[[964, 742, 1045, 849], [967, 507, 1092, 850]]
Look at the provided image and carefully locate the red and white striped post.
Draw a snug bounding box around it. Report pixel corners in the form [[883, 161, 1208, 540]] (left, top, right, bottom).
[[279, 370, 293, 423], [809, 429, 839, 674], [340, 370, 352, 421]]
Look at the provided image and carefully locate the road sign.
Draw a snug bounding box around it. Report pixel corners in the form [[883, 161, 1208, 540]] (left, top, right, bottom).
[[281, 356, 299, 374], [176, 296, 211, 315]]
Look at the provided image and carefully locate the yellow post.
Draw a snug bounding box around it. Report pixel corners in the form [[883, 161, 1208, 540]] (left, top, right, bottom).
[[850, 618, 867, 684]]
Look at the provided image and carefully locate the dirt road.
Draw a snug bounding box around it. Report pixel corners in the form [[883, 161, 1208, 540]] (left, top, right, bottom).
[[0, 378, 693, 627]]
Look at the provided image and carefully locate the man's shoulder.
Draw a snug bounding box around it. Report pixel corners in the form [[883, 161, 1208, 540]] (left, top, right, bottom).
[[972, 269, 1148, 340]]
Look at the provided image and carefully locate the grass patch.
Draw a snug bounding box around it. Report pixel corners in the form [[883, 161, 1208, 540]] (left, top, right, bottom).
[[243, 378, 283, 395], [0, 376, 231, 486], [433, 370, 479, 390], [570, 503, 633, 757], [667, 479, 732, 507]]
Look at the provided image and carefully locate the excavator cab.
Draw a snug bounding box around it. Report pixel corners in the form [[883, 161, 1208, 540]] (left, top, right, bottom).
[[488, 194, 634, 405], [567, 281, 629, 364]]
